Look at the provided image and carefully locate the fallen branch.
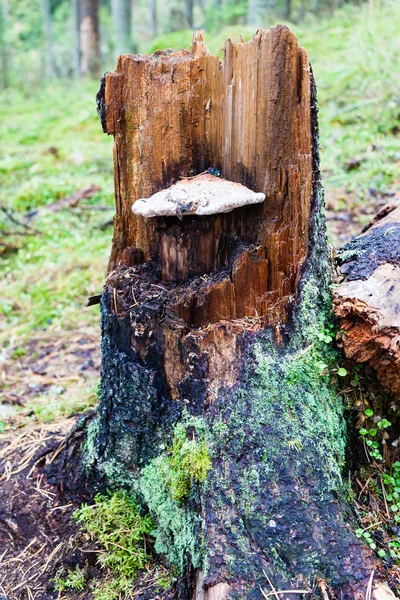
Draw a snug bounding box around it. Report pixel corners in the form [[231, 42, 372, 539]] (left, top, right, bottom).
[[28, 184, 101, 216]]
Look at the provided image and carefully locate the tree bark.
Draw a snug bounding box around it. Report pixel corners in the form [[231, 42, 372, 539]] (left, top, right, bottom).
[[0, 0, 9, 89], [80, 0, 99, 78], [92, 28, 396, 599], [334, 200, 400, 397]]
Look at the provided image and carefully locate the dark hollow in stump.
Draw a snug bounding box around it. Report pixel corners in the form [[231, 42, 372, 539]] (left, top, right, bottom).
[[91, 28, 396, 600]]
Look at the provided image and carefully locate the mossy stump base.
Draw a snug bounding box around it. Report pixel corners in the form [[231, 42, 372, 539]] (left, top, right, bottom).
[[90, 28, 396, 600]]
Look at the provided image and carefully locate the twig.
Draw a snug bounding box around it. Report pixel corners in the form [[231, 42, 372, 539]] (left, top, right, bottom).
[[261, 589, 312, 598], [365, 570, 374, 600], [262, 570, 281, 600], [317, 577, 330, 600], [86, 294, 102, 307], [0, 204, 37, 233], [380, 476, 391, 520]]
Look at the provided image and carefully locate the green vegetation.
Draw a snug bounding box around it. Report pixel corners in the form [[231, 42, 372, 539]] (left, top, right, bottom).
[[54, 565, 86, 593], [0, 82, 113, 337], [0, 81, 113, 422], [139, 416, 211, 571], [162, 421, 212, 503], [74, 491, 154, 599]]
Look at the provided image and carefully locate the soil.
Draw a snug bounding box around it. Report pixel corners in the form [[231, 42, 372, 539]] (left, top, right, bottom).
[[0, 416, 175, 600], [325, 188, 399, 246], [0, 329, 100, 414]]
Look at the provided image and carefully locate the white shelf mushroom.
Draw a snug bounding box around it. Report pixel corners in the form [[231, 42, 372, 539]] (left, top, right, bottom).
[[132, 173, 265, 218]]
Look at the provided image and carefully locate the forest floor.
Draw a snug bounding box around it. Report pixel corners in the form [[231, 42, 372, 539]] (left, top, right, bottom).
[[1, 2, 400, 598]]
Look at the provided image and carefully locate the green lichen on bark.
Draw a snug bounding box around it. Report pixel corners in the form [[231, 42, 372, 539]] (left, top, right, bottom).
[[138, 414, 212, 572]]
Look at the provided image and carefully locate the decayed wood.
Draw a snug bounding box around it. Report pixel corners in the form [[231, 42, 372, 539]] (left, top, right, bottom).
[[99, 27, 312, 401], [100, 27, 311, 317], [334, 202, 400, 396]]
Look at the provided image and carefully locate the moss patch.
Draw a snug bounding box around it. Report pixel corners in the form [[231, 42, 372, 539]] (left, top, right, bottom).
[[138, 415, 211, 572]]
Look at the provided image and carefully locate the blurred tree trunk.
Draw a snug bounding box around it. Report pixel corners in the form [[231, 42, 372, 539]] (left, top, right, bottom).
[[197, 0, 206, 14], [285, 0, 292, 19], [149, 0, 157, 39], [42, 0, 56, 77], [185, 0, 193, 28], [80, 0, 99, 78], [71, 0, 81, 78], [247, 0, 270, 25], [0, 0, 9, 89], [111, 0, 131, 57]]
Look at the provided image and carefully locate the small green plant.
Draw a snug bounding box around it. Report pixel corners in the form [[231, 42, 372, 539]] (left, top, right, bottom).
[[90, 576, 133, 600], [165, 422, 212, 502], [388, 540, 400, 561], [155, 567, 176, 591], [382, 462, 400, 522], [355, 526, 378, 551], [53, 565, 86, 592], [74, 491, 153, 598], [359, 408, 391, 462], [355, 406, 400, 560]]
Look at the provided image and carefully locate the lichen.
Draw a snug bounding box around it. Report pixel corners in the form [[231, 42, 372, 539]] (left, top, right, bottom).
[[82, 412, 100, 471], [138, 414, 211, 572]]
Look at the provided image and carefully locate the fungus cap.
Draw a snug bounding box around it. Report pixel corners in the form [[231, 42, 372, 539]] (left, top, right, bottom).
[[132, 173, 265, 218]]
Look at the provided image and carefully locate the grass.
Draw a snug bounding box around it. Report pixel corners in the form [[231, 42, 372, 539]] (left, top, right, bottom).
[[1, 2, 400, 426], [0, 81, 113, 337], [0, 81, 114, 423]]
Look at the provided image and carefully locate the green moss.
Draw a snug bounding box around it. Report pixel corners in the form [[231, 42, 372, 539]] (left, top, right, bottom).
[[74, 491, 153, 578], [164, 421, 212, 503], [138, 415, 211, 572], [53, 566, 86, 593]]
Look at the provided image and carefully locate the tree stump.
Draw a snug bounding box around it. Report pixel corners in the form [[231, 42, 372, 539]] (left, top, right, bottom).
[[92, 28, 396, 599]]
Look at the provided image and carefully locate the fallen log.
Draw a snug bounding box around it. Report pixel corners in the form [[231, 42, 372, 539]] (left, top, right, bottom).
[[87, 28, 397, 600], [334, 201, 400, 396]]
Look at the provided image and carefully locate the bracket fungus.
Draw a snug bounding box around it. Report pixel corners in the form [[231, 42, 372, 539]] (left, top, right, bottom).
[[132, 173, 266, 218]]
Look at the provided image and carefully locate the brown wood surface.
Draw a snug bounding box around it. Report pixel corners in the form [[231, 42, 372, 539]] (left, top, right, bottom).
[[334, 203, 400, 396], [101, 28, 314, 401], [103, 26, 311, 316]]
